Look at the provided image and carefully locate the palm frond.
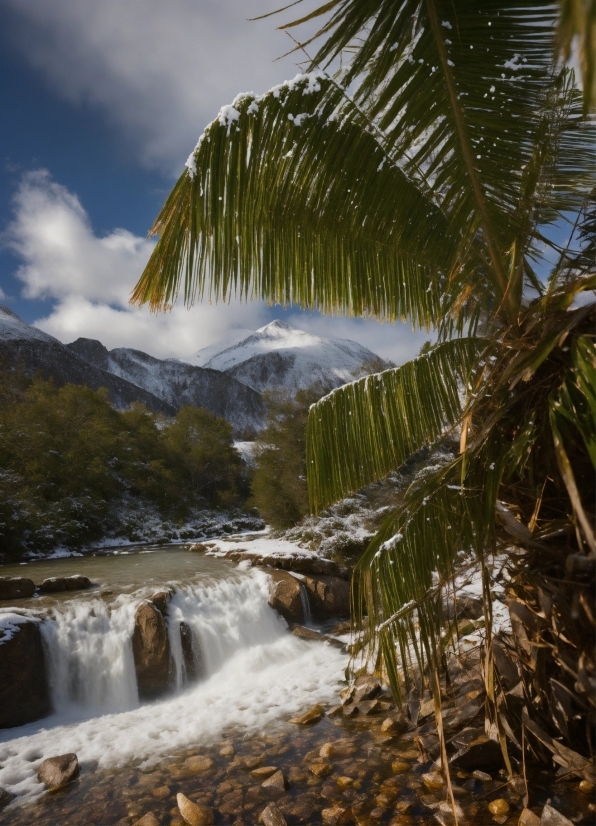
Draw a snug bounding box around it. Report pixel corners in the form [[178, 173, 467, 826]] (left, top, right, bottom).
[[132, 75, 461, 326], [555, 0, 596, 114], [307, 337, 484, 510]]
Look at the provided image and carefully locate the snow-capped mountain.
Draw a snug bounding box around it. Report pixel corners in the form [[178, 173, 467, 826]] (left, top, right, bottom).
[[185, 320, 389, 394], [0, 305, 174, 416], [0, 306, 264, 433], [66, 338, 264, 434]]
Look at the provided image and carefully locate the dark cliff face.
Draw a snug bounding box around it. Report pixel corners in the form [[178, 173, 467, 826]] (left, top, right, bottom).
[[67, 341, 265, 434], [0, 310, 264, 433]]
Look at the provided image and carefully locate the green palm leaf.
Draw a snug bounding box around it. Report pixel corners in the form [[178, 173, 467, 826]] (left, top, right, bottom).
[[307, 337, 484, 509], [132, 75, 463, 326]]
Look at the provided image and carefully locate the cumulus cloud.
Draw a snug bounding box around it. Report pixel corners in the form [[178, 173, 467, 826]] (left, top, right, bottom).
[[4, 170, 268, 358], [3, 0, 316, 171]]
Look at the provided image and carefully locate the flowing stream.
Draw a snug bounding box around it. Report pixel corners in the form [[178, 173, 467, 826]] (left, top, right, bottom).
[[0, 545, 346, 803]]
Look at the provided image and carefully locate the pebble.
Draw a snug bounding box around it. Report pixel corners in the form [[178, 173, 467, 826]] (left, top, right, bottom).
[[391, 760, 411, 774], [176, 793, 214, 826], [579, 780, 594, 794], [472, 769, 492, 781], [321, 805, 352, 825], [261, 770, 287, 796], [132, 815, 160, 826], [488, 798, 510, 816], [518, 808, 541, 826], [290, 704, 325, 725], [422, 771, 444, 790], [251, 766, 279, 779], [309, 763, 333, 778], [182, 756, 214, 774]]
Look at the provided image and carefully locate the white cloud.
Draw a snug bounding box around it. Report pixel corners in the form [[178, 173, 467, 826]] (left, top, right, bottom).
[[285, 313, 431, 366], [3, 0, 318, 171], [3, 170, 268, 358]]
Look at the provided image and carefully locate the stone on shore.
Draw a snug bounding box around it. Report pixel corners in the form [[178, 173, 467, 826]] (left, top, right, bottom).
[[267, 570, 305, 624], [0, 577, 35, 600], [290, 704, 324, 725], [0, 620, 50, 728], [302, 575, 350, 618], [177, 792, 214, 825], [132, 601, 171, 700], [38, 575, 91, 594], [37, 753, 80, 789]]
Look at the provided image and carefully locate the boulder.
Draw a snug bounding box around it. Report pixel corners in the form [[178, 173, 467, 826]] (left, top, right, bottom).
[[289, 704, 325, 725], [267, 570, 305, 624], [132, 601, 171, 700], [177, 792, 215, 825], [260, 802, 288, 826], [0, 577, 35, 600], [0, 787, 14, 809], [37, 753, 79, 789], [0, 620, 50, 728], [38, 575, 91, 594], [290, 624, 346, 650], [450, 735, 504, 772], [150, 590, 173, 615], [301, 575, 350, 618]]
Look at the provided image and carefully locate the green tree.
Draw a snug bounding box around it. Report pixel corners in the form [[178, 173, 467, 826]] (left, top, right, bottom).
[[250, 388, 322, 528], [132, 0, 595, 791], [162, 406, 243, 504]]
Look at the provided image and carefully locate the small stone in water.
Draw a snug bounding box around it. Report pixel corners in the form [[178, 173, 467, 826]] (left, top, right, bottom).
[[319, 743, 334, 759], [132, 814, 160, 826], [290, 705, 325, 725], [260, 801, 287, 826], [261, 770, 287, 796], [391, 760, 411, 774], [219, 745, 235, 758], [518, 808, 541, 826], [310, 763, 333, 778], [472, 769, 492, 781], [539, 804, 574, 826], [422, 771, 444, 789], [321, 805, 352, 825], [151, 785, 171, 799], [488, 798, 510, 816], [579, 779, 594, 794], [251, 766, 279, 779], [177, 792, 214, 826], [182, 756, 214, 774], [336, 776, 353, 789]]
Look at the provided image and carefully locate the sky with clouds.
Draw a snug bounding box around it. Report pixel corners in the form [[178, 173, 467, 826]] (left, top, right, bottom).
[[0, 0, 430, 362]]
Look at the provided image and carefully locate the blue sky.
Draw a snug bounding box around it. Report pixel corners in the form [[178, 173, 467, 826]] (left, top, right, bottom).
[[1, 2, 581, 363], [0, 0, 431, 362]]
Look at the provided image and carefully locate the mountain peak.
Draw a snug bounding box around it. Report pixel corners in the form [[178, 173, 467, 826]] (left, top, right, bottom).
[[256, 319, 292, 335]]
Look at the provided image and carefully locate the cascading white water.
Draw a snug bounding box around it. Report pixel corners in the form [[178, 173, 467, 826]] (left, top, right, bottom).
[[298, 582, 313, 625], [41, 598, 139, 715], [0, 567, 346, 804]]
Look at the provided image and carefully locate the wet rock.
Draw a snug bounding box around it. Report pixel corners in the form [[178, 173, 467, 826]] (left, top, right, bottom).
[[290, 705, 324, 725], [133, 814, 161, 826], [451, 736, 504, 772], [259, 802, 287, 826], [279, 795, 318, 823], [180, 622, 202, 683], [390, 760, 410, 775], [261, 770, 287, 797], [519, 810, 541, 826], [189, 543, 210, 553], [422, 772, 444, 790], [321, 805, 352, 825], [328, 620, 351, 636], [0, 619, 50, 728], [579, 780, 594, 794], [37, 753, 80, 789], [267, 571, 305, 624], [356, 699, 382, 716], [353, 680, 382, 703], [381, 716, 407, 735], [150, 590, 173, 615], [132, 601, 171, 700], [488, 798, 510, 816], [251, 767, 279, 780], [301, 575, 350, 618], [309, 763, 333, 778], [151, 785, 171, 799], [472, 770, 492, 782], [539, 804, 573, 826], [290, 625, 346, 650], [0, 787, 14, 809], [182, 756, 214, 774], [38, 575, 91, 593], [177, 792, 215, 825], [220, 744, 235, 758], [0, 576, 35, 600]]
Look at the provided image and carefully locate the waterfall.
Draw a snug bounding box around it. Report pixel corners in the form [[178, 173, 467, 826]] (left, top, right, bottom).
[[39, 571, 288, 715], [298, 582, 313, 625]]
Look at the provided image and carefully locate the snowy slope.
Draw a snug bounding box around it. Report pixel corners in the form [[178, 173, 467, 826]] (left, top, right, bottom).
[[66, 339, 265, 434], [184, 320, 388, 394], [0, 305, 59, 344]]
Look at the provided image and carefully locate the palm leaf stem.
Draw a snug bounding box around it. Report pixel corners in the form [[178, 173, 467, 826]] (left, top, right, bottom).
[[424, 0, 511, 321]]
